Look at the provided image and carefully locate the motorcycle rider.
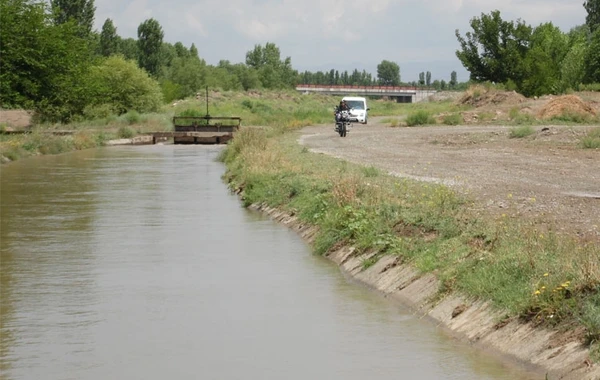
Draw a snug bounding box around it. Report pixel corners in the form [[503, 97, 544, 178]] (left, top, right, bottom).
[[335, 99, 351, 122]]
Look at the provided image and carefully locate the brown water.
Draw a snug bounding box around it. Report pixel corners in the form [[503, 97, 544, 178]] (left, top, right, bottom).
[[0, 145, 538, 380]]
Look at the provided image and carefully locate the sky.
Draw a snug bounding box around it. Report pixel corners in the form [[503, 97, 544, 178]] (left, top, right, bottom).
[[93, 0, 588, 83]]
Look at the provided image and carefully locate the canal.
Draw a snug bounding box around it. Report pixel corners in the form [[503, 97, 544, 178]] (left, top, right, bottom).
[[0, 145, 537, 379]]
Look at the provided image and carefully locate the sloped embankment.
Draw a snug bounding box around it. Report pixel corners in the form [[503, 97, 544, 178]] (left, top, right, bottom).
[[249, 203, 600, 380]]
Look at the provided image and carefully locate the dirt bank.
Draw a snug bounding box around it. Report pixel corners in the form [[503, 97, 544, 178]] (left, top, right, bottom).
[[250, 203, 600, 380]]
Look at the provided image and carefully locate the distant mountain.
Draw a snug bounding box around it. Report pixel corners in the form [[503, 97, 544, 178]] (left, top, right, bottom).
[[295, 59, 470, 84]]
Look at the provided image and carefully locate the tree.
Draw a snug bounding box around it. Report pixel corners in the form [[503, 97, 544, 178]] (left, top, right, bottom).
[[50, 0, 95, 37], [455, 10, 532, 85], [440, 79, 447, 90], [1, 0, 93, 120], [137, 18, 164, 77], [426, 71, 432, 86], [88, 55, 163, 114], [450, 71, 458, 88], [418, 72, 425, 86], [520, 22, 568, 96], [245, 42, 295, 88], [174, 42, 189, 58], [99, 18, 118, 57], [119, 37, 138, 61], [584, 0, 600, 33], [190, 43, 199, 59], [584, 28, 600, 83], [376, 60, 400, 86]]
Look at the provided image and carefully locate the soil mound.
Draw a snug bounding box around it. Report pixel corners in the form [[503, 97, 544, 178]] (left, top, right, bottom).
[[458, 86, 526, 107], [537, 95, 597, 120], [0, 109, 32, 129]]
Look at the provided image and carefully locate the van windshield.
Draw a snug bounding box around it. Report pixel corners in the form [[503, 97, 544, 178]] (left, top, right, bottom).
[[345, 100, 365, 110]]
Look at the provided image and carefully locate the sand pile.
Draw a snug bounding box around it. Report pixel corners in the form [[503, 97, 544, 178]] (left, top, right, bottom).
[[537, 95, 596, 119], [458, 86, 526, 107]]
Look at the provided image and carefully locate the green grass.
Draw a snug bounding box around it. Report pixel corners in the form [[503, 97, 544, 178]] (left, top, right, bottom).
[[220, 120, 600, 357], [581, 127, 600, 149], [509, 125, 535, 138], [442, 113, 462, 125], [406, 110, 436, 126]]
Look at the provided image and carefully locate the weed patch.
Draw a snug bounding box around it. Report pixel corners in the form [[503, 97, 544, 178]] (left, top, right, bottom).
[[509, 125, 535, 138], [406, 110, 436, 126]]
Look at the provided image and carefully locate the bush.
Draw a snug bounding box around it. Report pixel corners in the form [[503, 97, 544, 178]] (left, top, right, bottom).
[[87, 55, 164, 115], [509, 125, 535, 138], [118, 126, 136, 138], [581, 127, 600, 149], [406, 110, 435, 126], [123, 111, 141, 125], [83, 104, 116, 120], [442, 113, 462, 125]]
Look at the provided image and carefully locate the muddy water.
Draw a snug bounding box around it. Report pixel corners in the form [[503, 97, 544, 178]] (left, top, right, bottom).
[[0, 146, 537, 380]]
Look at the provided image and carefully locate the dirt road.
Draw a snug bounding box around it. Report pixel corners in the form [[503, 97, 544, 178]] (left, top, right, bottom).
[[299, 119, 600, 242]]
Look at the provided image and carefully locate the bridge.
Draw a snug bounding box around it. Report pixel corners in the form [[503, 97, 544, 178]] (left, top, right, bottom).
[[295, 84, 436, 103]]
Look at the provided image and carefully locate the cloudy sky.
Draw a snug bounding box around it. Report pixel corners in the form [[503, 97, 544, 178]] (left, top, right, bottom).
[[93, 0, 587, 82]]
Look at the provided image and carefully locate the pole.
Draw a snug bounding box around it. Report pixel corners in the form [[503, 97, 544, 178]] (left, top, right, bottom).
[[205, 86, 209, 118]]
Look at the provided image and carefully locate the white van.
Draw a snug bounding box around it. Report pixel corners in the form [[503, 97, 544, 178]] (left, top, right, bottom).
[[342, 96, 369, 124]]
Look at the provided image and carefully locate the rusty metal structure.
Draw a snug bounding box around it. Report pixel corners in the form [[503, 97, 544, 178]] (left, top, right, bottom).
[[155, 87, 242, 145]]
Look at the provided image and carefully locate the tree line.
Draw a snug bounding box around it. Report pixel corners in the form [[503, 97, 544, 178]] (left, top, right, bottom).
[[1, 0, 599, 122]]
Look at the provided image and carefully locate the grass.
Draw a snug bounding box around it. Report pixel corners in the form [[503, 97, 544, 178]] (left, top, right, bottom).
[[220, 120, 600, 359], [381, 117, 401, 127], [406, 110, 436, 126], [509, 125, 535, 138], [580, 127, 600, 149], [442, 113, 462, 125]]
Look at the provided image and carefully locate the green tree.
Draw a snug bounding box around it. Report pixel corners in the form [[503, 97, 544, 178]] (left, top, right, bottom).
[[119, 37, 138, 61], [87, 55, 163, 114], [245, 42, 295, 88], [174, 42, 189, 58], [418, 72, 425, 86], [163, 56, 206, 100], [584, 28, 600, 83], [584, 0, 600, 33], [1, 0, 93, 120], [520, 22, 568, 96], [190, 43, 199, 59], [100, 18, 118, 57], [450, 71, 458, 88], [441, 79, 447, 90], [455, 10, 532, 85], [137, 18, 164, 77], [376, 60, 400, 85], [426, 71, 432, 86], [50, 0, 95, 37]]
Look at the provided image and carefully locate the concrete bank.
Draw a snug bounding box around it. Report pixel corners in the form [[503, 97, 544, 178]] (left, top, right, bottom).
[[248, 203, 600, 380]]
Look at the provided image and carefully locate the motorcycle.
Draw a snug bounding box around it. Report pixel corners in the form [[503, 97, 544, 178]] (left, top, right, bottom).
[[334, 108, 352, 137]]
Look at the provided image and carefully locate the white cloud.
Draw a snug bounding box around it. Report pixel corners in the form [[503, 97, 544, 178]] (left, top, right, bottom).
[[93, 0, 588, 80]]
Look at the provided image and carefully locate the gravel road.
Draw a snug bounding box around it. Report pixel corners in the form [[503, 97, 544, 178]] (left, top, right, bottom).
[[298, 118, 600, 242]]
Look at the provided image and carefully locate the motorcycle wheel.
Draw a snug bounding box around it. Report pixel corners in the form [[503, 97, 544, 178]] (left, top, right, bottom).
[[340, 122, 347, 137]]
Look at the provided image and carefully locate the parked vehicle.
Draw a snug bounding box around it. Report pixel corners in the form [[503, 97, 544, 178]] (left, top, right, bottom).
[[342, 96, 369, 124]]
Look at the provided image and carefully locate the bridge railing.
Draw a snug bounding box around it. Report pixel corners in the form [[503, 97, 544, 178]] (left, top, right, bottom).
[[295, 84, 437, 93]]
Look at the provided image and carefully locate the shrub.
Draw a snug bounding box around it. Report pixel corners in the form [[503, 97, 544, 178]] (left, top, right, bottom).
[[118, 126, 136, 138], [581, 127, 600, 149], [87, 55, 164, 115], [83, 104, 116, 120], [406, 110, 435, 126], [442, 113, 462, 125], [509, 125, 535, 138], [123, 111, 141, 125], [550, 111, 593, 124]]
